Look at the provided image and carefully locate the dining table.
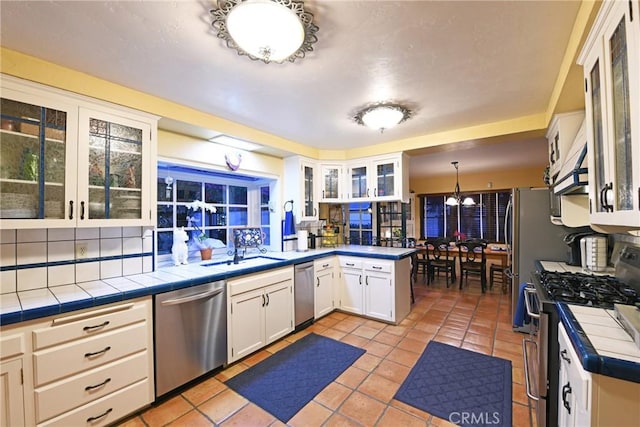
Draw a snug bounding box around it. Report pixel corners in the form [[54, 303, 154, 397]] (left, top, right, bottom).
[[415, 244, 510, 291]]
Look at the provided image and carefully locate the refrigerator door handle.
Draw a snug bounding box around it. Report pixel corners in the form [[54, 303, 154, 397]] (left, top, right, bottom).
[[505, 196, 514, 279]]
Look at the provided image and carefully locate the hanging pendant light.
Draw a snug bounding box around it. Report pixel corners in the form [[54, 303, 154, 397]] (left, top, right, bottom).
[[445, 161, 475, 206]]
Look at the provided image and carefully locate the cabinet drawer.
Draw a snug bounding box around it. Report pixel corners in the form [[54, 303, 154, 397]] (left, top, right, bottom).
[[364, 260, 392, 273], [314, 258, 335, 271], [0, 333, 25, 360], [37, 378, 151, 427], [35, 351, 149, 423], [33, 301, 146, 350], [339, 258, 362, 269], [33, 322, 147, 386]]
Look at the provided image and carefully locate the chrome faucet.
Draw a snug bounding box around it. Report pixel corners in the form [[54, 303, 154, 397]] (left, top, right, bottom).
[[233, 247, 244, 264]]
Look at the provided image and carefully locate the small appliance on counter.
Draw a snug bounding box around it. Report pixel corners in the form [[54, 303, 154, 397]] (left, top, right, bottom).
[[563, 230, 598, 266], [580, 235, 608, 272]]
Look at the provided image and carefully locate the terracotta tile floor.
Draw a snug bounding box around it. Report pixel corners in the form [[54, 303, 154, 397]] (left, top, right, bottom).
[[119, 275, 536, 427]]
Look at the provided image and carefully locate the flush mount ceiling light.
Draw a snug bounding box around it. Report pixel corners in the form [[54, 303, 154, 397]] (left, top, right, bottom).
[[210, 0, 319, 64], [353, 103, 412, 133], [445, 161, 476, 207]]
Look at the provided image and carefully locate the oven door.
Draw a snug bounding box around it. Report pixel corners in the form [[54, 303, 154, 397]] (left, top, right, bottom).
[[522, 286, 549, 427]]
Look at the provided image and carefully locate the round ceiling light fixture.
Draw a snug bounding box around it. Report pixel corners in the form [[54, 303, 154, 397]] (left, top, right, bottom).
[[353, 103, 413, 133], [210, 0, 319, 64]]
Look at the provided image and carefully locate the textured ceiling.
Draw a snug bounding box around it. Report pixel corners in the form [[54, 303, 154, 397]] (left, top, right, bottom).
[[0, 0, 586, 176]]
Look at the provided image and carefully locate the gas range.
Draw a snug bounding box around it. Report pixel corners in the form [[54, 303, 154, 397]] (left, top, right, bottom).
[[538, 270, 639, 309]]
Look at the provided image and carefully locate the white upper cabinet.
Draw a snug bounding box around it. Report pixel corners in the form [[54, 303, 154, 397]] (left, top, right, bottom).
[[1, 85, 78, 229], [77, 107, 154, 227], [0, 76, 158, 229], [579, 0, 640, 230], [319, 163, 343, 202], [345, 153, 409, 203], [284, 156, 319, 222]]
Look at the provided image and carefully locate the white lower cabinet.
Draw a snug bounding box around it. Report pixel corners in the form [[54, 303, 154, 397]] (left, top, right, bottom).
[[363, 261, 394, 322], [227, 267, 294, 363], [558, 322, 640, 426], [314, 257, 336, 319], [339, 257, 364, 315], [338, 256, 411, 324], [1, 333, 26, 427], [0, 297, 154, 427]]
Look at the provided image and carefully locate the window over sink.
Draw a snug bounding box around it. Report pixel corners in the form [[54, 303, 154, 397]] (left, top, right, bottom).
[[156, 162, 275, 260]]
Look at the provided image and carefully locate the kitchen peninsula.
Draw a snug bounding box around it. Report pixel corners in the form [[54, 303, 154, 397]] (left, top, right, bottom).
[[0, 245, 413, 427]]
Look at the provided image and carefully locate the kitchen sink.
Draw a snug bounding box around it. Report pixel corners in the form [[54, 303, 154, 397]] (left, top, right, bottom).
[[202, 255, 286, 269]]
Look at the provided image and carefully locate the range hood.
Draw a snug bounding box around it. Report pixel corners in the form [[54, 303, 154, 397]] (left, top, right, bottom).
[[553, 119, 589, 195]]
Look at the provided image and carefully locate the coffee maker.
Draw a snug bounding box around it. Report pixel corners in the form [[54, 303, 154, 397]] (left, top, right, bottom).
[[563, 231, 596, 266]]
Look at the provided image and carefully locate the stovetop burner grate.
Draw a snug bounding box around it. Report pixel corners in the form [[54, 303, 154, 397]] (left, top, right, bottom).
[[539, 270, 639, 308]]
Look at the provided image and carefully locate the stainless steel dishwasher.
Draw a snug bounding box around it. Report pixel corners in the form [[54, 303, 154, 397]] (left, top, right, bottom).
[[294, 262, 314, 330], [154, 280, 227, 398]]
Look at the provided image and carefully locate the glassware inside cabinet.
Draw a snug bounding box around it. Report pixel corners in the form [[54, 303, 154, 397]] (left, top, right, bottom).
[[87, 117, 142, 220], [0, 98, 67, 220]]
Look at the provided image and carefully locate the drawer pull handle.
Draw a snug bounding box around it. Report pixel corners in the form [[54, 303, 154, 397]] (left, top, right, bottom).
[[85, 377, 111, 391], [83, 321, 110, 332], [346, 263, 355, 266], [87, 407, 113, 423], [372, 266, 383, 270], [85, 346, 111, 358], [560, 349, 571, 364]]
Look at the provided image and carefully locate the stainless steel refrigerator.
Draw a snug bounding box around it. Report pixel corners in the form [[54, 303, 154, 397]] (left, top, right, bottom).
[[506, 187, 569, 330]]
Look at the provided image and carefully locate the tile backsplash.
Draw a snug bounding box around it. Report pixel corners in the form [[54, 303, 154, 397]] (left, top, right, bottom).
[[0, 227, 154, 294]]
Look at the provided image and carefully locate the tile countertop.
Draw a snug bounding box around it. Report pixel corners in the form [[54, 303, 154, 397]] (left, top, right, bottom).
[[557, 304, 640, 383], [0, 245, 416, 326], [538, 260, 640, 383]]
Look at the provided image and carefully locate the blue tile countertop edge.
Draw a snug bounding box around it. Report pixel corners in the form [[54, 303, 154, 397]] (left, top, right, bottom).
[[557, 303, 640, 384], [0, 246, 416, 326]]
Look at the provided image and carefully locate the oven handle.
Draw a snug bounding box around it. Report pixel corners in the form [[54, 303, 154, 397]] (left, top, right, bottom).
[[523, 287, 540, 319], [522, 337, 539, 401]]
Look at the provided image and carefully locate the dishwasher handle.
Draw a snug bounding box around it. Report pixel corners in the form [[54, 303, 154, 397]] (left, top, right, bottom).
[[160, 287, 224, 306]]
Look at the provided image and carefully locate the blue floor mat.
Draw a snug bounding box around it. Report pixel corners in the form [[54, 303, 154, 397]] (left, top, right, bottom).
[[395, 341, 512, 427], [225, 333, 365, 423]]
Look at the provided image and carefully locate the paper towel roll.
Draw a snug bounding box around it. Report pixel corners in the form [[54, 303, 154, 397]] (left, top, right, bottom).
[[297, 230, 308, 251]]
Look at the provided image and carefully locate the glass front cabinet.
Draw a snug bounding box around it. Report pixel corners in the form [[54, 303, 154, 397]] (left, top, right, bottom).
[[319, 163, 343, 203], [579, 0, 640, 229], [1, 77, 157, 228], [346, 153, 409, 203], [283, 156, 319, 222]]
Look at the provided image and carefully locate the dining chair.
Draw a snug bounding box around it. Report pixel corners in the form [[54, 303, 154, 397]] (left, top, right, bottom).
[[456, 240, 487, 292], [413, 245, 431, 284], [425, 237, 456, 287]]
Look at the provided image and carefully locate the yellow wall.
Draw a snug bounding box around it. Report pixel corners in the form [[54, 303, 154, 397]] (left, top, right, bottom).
[[411, 166, 545, 195], [0, 48, 316, 159]]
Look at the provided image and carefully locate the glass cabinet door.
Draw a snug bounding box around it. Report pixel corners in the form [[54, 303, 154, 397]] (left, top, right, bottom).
[[604, 9, 634, 213], [0, 92, 76, 224], [374, 160, 396, 198], [78, 108, 150, 224], [302, 162, 316, 218], [586, 55, 609, 214], [321, 164, 341, 201], [349, 163, 368, 199]]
